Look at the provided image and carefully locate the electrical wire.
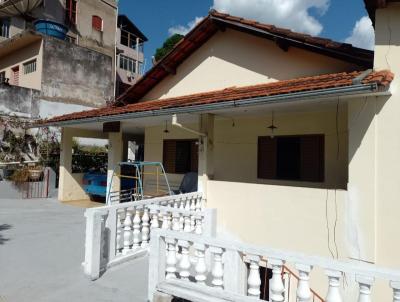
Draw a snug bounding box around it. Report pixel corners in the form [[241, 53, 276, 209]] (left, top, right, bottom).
[[333, 189, 339, 259], [336, 99, 340, 160], [325, 189, 335, 259], [385, 13, 392, 70]]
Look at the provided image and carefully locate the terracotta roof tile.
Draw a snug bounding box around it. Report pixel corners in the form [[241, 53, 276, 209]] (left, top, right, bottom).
[[115, 10, 374, 106], [39, 70, 393, 126]]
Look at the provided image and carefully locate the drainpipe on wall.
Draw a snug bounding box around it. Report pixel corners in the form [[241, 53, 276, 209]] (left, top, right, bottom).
[[113, 3, 118, 100]]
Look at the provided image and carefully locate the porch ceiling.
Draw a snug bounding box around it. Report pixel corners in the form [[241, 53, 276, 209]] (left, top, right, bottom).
[[66, 98, 347, 133]]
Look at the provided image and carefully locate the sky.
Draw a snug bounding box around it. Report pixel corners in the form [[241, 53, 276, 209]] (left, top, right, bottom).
[[118, 0, 375, 72]]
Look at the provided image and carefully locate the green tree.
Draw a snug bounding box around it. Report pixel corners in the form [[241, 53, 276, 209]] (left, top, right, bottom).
[[154, 34, 184, 62]]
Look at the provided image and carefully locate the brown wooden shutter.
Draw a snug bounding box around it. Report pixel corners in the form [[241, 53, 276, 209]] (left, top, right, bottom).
[[300, 135, 324, 182], [163, 140, 176, 173], [190, 140, 198, 172], [258, 137, 277, 179]]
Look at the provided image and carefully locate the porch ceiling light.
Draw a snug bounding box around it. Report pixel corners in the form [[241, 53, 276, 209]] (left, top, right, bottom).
[[163, 121, 170, 134], [267, 111, 277, 138]]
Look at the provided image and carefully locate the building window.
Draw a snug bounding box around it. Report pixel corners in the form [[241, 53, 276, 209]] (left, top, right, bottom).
[[92, 15, 103, 31], [258, 135, 324, 182], [0, 71, 6, 83], [119, 55, 136, 73], [120, 28, 143, 50], [66, 35, 77, 44], [11, 66, 19, 85], [65, 0, 77, 25], [163, 140, 198, 174], [23, 59, 37, 74], [0, 18, 10, 38]]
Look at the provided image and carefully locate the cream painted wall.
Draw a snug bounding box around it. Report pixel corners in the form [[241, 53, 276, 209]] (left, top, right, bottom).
[[213, 109, 348, 189], [143, 29, 364, 101], [373, 4, 400, 269], [0, 39, 43, 90], [143, 107, 349, 250]]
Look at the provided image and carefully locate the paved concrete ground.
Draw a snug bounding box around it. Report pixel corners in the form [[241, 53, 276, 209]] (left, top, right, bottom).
[[0, 197, 148, 302]]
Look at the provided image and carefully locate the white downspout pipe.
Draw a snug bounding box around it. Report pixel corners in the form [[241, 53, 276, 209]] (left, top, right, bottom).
[[171, 114, 207, 137]]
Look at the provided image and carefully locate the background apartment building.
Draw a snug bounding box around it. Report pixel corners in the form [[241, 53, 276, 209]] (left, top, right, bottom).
[[0, 0, 147, 104], [0, 0, 147, 164]]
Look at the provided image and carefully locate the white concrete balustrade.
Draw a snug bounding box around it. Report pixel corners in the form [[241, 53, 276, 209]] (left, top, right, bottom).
[[149, 229, 400, 302], [83, 192, 216, 280]]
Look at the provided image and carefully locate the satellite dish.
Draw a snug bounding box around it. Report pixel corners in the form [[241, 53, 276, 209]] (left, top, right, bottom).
[[0, 0, 43, 18]]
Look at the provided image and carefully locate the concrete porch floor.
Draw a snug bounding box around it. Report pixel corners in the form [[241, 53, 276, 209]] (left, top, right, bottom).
[[0, 197, 148, 302]]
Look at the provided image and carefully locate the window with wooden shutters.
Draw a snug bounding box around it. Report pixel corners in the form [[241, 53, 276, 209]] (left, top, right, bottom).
[[163, 140, 198, 174], [92, 15, 103, 31], [258, 135, 324, 182]]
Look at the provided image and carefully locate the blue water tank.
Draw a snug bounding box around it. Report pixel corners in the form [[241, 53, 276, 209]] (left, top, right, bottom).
[[33, 20, 68, 40]]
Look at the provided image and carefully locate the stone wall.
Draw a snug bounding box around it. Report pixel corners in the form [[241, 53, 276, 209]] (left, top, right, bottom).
[[41, 35, 114, 108]]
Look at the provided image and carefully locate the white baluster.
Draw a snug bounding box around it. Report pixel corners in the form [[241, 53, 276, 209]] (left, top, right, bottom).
[[184, 198, 191, 211], [390, 281, 400, 302], [132, 208, 142, 249], [325, 270, 342, 302], [179, 198, 185, 210], [195, 215, 203, 234], [116, 210, 124, 255], [165, 238, 177, 279], [194, 243, 207, 284], [178, 240, 191, 280], [184, 214, 191, 232], [269, 259, 285, 302], [122, 209, 133, 255], [195, 196, 202, 212], [356, 275, 374, 302], [179, 212, 185, 231], [150, 209, 159, 229], [190, 214, 196, 232], [296, 264, 313, 302], [141, 208, 150, 247], [158, 211, 164, 225], [172, 213, 180, 231], [173, 198, 179, 209], [247, 255, 261, 297], [162, 211, 171, 230], [190, 197, 196, 212], [210, 246, 224, 289]]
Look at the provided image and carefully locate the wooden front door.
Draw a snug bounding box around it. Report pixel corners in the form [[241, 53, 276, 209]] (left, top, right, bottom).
[[11, 66, 19, 85]]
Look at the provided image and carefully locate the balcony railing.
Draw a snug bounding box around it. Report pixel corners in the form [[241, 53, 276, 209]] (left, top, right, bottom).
[[149, 229, 400, 302], [83, 192, 216, 280]]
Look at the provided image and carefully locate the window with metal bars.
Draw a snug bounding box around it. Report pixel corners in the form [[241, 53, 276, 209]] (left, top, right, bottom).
[[0, 18, 10, 38], [163, 140, 198, 174], [23, 60, 36, 74], [258, 135, 324, 182], [0, 71, 6, 83], [65, 0, 77, 25], [119, 55, 136, 73]]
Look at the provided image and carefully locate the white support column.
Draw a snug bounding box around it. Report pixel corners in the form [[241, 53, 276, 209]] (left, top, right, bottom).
[[107, 130, 123, 204], [148, 230, 167, 302], [223, 249, 247, 295], [58, 127, 73, 201], [198, 114, 214, 197], [83, 209, 107, 280]]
